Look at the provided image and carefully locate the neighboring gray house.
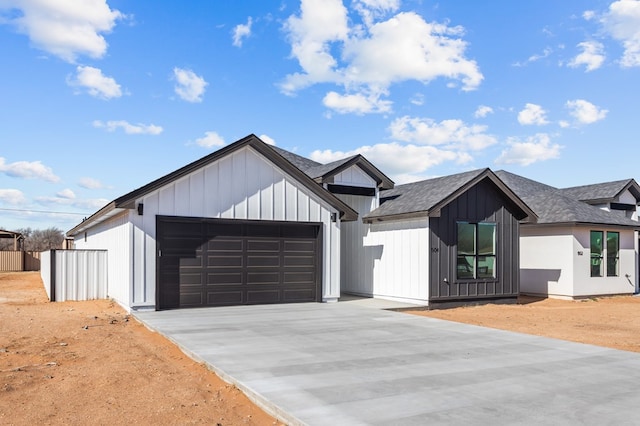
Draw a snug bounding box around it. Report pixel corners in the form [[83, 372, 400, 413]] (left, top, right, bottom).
[[496, 171, 640, 299]]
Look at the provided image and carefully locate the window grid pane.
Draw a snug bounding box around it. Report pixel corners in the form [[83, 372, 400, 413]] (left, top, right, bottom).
[[590, 231, 603, 277], [456, 222, 496, 280], [606, 231, 619, 277]]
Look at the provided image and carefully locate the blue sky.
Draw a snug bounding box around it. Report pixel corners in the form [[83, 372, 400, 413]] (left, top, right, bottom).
[[1, 0, 639, 232]]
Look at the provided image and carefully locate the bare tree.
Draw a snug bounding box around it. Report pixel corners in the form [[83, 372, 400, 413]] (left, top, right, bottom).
[[0, 227, 64, 251]]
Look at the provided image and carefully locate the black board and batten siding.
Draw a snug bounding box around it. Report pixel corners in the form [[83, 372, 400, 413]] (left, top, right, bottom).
[[429, 178, 525, 304]]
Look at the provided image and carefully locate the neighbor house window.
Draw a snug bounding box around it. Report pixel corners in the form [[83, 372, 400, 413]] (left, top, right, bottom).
[[457, 222, 496, 280], [590, 230, 620, 277], [607, 231, 619, 277]]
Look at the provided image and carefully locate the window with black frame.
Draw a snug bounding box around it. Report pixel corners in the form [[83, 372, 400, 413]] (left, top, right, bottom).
[[591, 230, 620, 277], [457, 222, 496, 280], [606, 231, 619, 277], [590, 231, 603, 277]]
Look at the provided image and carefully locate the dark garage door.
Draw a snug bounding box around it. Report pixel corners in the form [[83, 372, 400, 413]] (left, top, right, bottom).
[[157, 216, 322, 310]]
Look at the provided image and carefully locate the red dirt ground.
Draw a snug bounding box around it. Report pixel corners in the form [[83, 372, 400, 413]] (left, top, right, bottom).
[[0, 272, 284, 426], [408, 295, 640, 353]]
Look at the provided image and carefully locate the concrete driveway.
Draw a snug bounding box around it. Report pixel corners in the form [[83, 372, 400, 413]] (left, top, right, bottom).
[[136, 300, 640, 425]]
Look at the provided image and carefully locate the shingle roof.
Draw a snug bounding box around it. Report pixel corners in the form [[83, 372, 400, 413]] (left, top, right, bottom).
[[365, 169, 487, 220], [304, 156, 359, 180], [364, 168, 535, 222], [271, 147, 394, 189], [270, 146, 321, 174], [68, 135, 360, 235], [561, 179, 640, 203], [495, 171, 640, 227]]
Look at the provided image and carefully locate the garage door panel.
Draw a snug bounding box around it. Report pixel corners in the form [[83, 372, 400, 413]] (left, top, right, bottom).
[[179, 256, 203, 268], [207, 238, 243, 252], [247, 255, 281, 267], [284, 256, 315, 267], [246, 290, 281, 303], [247, 272, 280, 284], [284, 271, 315, 284], [207, 291, 244, 305], [206, 273, 243, 285], [208, 256, 243, 267], [247, 240, 280, 251], [158, 217, 321, 309], [180, 292, 205, 307], [284, 288, 315, 302], [284, 240, 315, 253]]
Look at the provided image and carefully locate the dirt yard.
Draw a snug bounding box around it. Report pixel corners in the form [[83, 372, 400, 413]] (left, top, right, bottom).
[[0, 272, 283, 426], [408, 295, 640, 353]]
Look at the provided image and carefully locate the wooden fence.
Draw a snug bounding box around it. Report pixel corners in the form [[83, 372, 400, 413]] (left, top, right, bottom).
[[0, 251, 41, 271]]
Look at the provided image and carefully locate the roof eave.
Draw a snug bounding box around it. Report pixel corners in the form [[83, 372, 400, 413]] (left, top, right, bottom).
[[363, 210, 429, 223], [69, 134, 359, 231], [430, 169, 538, 223]]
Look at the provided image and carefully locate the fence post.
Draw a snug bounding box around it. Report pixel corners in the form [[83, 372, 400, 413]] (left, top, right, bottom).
[[50, 250, 56, 302]]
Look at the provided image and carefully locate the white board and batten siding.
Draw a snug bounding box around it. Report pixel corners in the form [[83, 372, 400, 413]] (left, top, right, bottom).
[[340, 213, 430, 304], [74, 213, 132, 307], [106, 145, 343, 309], [332, 165, 377, 188]]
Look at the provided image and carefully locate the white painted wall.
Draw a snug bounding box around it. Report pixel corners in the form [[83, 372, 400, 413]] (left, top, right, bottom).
[[360, 218, 430, 304], [337, 194, 376, 296], [572, 227, 636, 297], [520, 226, 574, 297], [77, 145, 342, 309], [520, 225, 636, 298]]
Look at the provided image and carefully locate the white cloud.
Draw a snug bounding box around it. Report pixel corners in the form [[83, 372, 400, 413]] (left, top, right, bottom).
[[353, 0, 400, 27], [409, 93, 424, 106], [310, 142, 469, 180], [67, 65, 122, 99], [173, 67, 208, 103], [79, 177, 106, 189], [0, 0, 124, 62], [194, 131, 225, 148], [568, 41, 605, 71], [281, 2, 482, 114], [565, 99, 608, 124], [583, 10, 596, 20], [56, 189, 76, 199], [322, 91, 392, 114], [495, 133, 562, 166], [258, 134, 276, 145], [601, 0, 640, 67], [474, 105, 494, 118], [36, 194, 108, 210], [517, 103, 549, 126], [93, 120, 163, 135], [558, 120, 570, 128], [0, 189, 27, 205], [232, 17, 252, 47], [0, 158, 59, 182], [389, 116, 497, 151], [512, 47, 553, 67]]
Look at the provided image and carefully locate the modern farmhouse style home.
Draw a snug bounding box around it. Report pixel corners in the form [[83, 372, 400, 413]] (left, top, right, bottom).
[[66, 134, 639, 310]]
